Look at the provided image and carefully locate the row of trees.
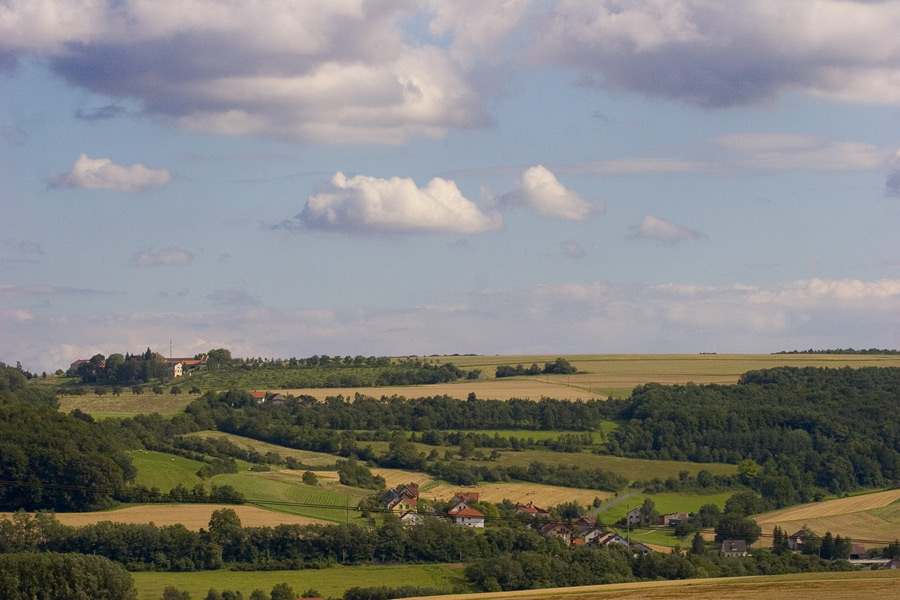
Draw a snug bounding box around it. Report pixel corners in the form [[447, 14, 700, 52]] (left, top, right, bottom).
[[495, 358, 577, 378]]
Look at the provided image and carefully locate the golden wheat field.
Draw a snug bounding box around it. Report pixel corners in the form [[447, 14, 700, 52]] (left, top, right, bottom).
[[755, 489, 900, 546], [0, 504, 327, 530], [406, 571, 900, 600]]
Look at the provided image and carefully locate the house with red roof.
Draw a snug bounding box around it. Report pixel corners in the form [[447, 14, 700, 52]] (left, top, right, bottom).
[[452, 507, 485, 528], [515, 501, 551, 518]]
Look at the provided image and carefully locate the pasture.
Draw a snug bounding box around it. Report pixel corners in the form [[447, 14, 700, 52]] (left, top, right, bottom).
[[132, 563, 468, 600], [58, 391, 193, 416], [127, 450, 205, 491], [211, 471, 370, 522], [755, 489, 900, 548], [184, 430, 341, 467], [360, 441, 737, 482]]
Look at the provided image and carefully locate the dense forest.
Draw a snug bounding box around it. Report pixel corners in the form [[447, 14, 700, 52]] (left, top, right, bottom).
[[609, 367, 900, 502]]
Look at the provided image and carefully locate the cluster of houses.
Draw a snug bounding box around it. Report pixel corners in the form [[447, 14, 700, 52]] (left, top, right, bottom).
[[379, 486, 654, 554], [69, 352, 207, 378]]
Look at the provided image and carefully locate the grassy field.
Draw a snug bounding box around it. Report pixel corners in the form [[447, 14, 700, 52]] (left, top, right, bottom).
[[184, 430, 342, 467], [132, 563, 469, 600], [211, 471, 370, 522], [58, 391, 194, 416], [419, 571, 900, 600], [127, 450, 205, 491], [595, 491, 734, 546], [754, 489, 900, 548], [360, 440, 737, 482]]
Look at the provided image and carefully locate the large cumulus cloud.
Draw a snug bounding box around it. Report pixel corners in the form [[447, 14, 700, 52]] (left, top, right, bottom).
[[531, 0, 900, 107], [0, 0, 488, 144], [298, 172, 503, 234]]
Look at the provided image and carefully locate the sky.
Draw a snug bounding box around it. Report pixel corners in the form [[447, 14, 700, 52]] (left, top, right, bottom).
[[2, 0, 900, 372]]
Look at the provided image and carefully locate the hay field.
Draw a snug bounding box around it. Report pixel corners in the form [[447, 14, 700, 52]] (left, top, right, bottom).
[[371, 468, 436, 490], [420, 482, 611, 507], [755, 489, 900, 546], [410, 571, 900, 600], [1, 504, 326, 530]]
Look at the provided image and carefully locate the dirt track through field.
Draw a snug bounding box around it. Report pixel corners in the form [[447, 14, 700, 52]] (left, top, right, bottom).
[[2, 504, 327, 530]]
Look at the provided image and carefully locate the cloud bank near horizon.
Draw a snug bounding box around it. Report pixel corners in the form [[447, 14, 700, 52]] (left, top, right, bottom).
[[4, 277, 898, 372]]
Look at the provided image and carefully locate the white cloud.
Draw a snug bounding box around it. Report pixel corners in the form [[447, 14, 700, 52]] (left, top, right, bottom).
[[633, 214, 702, 243], [6, 277, 900, 372], [0, 1, 488, 144], [492, 165, 600, 220], [531, 0, 900, 107], [134, 248, 193, 266], [299, 171, 503, 234], [51, 153, 172, 193]]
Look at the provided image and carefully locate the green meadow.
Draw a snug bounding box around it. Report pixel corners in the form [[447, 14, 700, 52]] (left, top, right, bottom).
[[127, 450, 205, 492], [211, 472, 369, 522], [131, 563, 469, 600], [184, 430, 342, 467]]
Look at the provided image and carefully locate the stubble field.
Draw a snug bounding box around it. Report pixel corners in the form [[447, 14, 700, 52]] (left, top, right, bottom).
[[2, 504, 326, 530], [755, 489, 900, 546]]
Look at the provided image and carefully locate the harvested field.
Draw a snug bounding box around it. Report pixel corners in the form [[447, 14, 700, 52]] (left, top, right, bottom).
[[409, 571, 900, 600], [420, 482, 611, 506], [755, 489, 900, 547], [371, 468, 436, 490], [2, 504, 327, 530], [757, 489, 900, 523], [276, 353, 900, 402]]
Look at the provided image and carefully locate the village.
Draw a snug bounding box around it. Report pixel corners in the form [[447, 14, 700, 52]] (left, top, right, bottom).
[[375, 484, 882, 562]]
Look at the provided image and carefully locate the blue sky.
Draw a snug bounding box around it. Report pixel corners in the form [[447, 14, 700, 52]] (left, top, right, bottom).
[[2, 0, 899, 372]]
